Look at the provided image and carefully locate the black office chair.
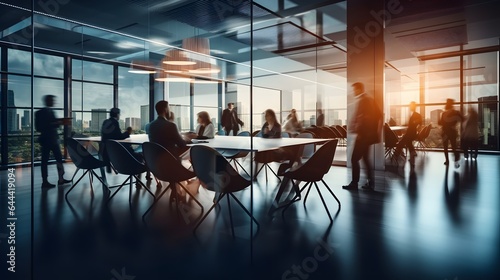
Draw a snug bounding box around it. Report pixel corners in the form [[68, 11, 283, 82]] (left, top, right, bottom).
[[384, 123, 404, 165], [65, 138, 107, 199], [282, 139, 340, 222], [142, 142, 203, 220], [105, 140, 155, 203], [190, 145, 259, 237]]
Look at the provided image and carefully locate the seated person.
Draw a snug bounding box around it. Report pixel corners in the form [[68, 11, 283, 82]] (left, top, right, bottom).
[[149, 100, 190, 157], [283, 109, 303, 133], [194, 111, 215, 139], [261, 109, 282, 138], [100, 108, 141, 172]]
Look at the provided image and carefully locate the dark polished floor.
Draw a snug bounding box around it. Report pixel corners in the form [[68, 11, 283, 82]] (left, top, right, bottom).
[[1, 151, 499, 280]]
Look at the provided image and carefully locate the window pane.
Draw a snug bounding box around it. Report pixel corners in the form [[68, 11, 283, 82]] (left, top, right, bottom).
[[34, 53, 64, 78], [118, 66, 149, 132], [167, 82, 190, 106], [72, 59, 113, 83], [72, 81, 82, 111], [6, 108, 31, 135], [464, 52, 498, 103], [8, 49, 31, 75], [169, 105, 190, 132], [193, 83, 218, 107], [8, 136, 33, 164], [82, 83, 113, 111], [34, 78, 64, 108], [424, 57, 461, 104], [7, 75, 31, 108]]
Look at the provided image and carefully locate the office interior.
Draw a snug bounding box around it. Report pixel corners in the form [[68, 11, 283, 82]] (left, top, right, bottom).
[[0, 0, 499, 279]]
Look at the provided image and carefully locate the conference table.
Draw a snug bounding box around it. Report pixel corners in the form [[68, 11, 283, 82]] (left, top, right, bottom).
[[74, 134, 331, 214]]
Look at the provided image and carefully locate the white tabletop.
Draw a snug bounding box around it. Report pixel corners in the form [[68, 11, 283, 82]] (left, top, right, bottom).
[[74, 134, 328, 152], [389, 126, 407, 131]]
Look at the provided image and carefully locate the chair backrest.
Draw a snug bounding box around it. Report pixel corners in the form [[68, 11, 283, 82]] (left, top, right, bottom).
[[252, 130, 262, 137], [286, 139, 338, 182], [324, 127, 340, 138], [190, 145, 250, 193], [106, 140, 145, 175], [237, 131, 251, 137], [66, 138, 100, 169], [295, 132, 315, 158], [143, 142, 194, 182], [384, 123, 398, 147], [217, 130, 226, 136], [281, 131, 290, 138], [335, 125, 347, 138]]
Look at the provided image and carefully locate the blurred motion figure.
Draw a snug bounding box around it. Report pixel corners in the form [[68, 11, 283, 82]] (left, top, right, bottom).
[[439, 99, 463, 168], [461, 106, 479, 161]]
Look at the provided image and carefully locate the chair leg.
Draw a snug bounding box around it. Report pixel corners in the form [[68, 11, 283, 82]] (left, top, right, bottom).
[[254, 163, 265, 180], [235, 160, 249, 176], [314, 182, 333, 222], [267, 164, 281, 182], [70, 168, 81, 182], [65, 169, 90, 200], [88, 171, 94, 196], [303, 182, 312, 206], [321, 179, 341, 209], [177, 182, 204, 214], [227, 195, 235, 239], [229, 193, 260, 234], [282, 180, 305, 219], [193, 193, 226, 234], [142, 183, 171, 221], [134, 175, 155, 199], [107, 176, 131, 204]]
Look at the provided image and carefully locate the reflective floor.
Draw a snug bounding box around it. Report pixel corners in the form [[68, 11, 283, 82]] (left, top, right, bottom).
[[0, 152, 499, 280]]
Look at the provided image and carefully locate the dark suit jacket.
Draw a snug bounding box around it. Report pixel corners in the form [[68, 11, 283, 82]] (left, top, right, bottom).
[[406, 111, 422, 139], [316, 113, 325, 127], [100, 117, 130, 164], [261, 122, 282, 138], [221, 109, 243, 130], [439, 109, 463, 137], [149, 116, 186, 156], [35, 107, 60, 145], [353, 93, 382, 145]]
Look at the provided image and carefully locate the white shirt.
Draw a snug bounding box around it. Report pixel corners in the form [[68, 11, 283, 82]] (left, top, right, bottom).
[[195, 123, 215, 138]]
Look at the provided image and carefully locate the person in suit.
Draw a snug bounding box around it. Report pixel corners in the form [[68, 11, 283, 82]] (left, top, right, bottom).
[[100, 108, 133, 172], [439, 98, 463, 168], [461, 106, 479, 161], [149, 100, 189, 157], [343, 82, 382, 190], [35, 95, 71, 188], [195, 111, 215, 139], [316, 109, 325, 127], [394, 101, 422, 164], [221, 102, 244, 136]]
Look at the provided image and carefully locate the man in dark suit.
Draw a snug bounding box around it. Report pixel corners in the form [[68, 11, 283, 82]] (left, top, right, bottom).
[[316, 109, 325, 127], [149, 100, 189, 157], [221, 102, 244, 136], [343, 82, 382, 190], [439, 98, 463, 168], [100, 108, 131, 173], [35, 95, 71, 188], [395, 101, 422, 164]]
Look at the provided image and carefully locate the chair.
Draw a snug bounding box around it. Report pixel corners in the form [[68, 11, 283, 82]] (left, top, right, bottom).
[[217, 130, 226, 136], [334, 125, 348, 146], [281, 140, 340, 221], [105, 140, 155, 203], [295, 132, 315, 161], [251, 130, 262, 137], [190, 145, 259, 236], [384, 123, 404, 164], [281, 131, 291, 138], [221, 131, 251, 175], [142, 142, 203, 219], [415, 124, 431, 152], [65, 138, 107, 199]]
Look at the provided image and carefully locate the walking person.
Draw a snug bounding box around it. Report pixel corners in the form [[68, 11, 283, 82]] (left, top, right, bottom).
[[439, 98, 463, 168], [35, 95, 71, 188], [461, 106, 479, 161], [342, 82, 382, 191], [221, 102, 244, 136]]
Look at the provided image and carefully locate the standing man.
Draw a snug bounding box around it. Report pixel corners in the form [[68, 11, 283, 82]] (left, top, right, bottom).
[[35, 95, 71, 188], [316, 108, 325, 127], [439, 98, 463, 168], [343, 82, 382, 191], [149, 100, 189, 157], [394, 101, 422, 164], [221, 102, 244, 136]]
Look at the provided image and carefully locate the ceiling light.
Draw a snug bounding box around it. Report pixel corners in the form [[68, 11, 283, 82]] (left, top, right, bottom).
[[163, 49, 196, 66], [128, 60, 156, 74]]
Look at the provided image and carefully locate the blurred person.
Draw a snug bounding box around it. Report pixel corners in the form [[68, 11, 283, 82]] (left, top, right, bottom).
[[221, 102, 244, 136], [261, 109, 282, 138], [149, 100, 189, 157], [35, 95, 71, 188], [343, 82, 382, 191], [194, 111, 215, 139], [316, 108, 325, 127], [461, 106, 479, 161], [394, 101, 422, 164], [101, 108, 133, 170], [439, 98, 463, 168], [283, 109, 303, 133]]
